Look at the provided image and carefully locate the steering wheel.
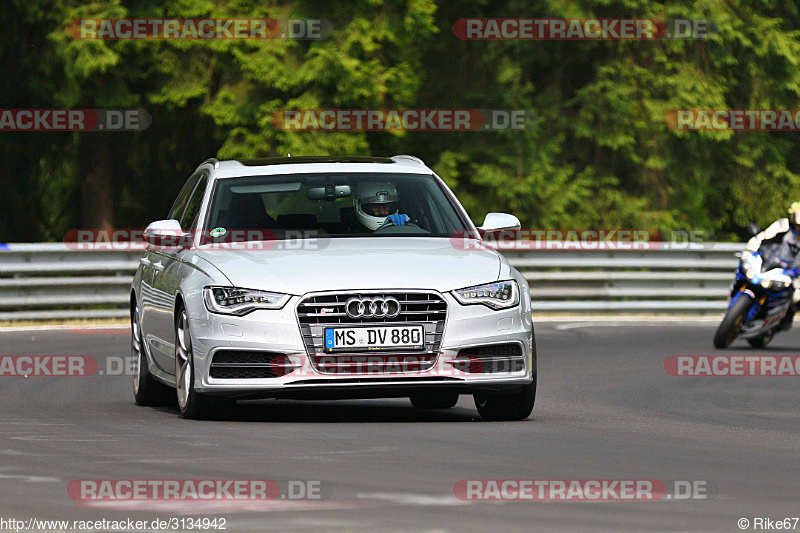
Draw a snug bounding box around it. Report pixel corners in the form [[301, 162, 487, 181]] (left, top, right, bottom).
[[374, 219, 426, 234]]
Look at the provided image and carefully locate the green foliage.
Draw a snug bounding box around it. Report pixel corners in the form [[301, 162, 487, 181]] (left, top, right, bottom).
[[2, 0, 800, 241]]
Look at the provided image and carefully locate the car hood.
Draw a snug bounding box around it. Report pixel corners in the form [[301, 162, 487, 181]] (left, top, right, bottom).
[[194, 237, 502, 294]]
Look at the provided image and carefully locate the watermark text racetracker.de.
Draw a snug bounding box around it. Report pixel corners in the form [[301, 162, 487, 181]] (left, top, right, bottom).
[[68, 479, 329, 501], [453, 18, 714, 40], [665, 356, 800, 377], [453, 479, 710, 501], [0, 355, 130, 377], [0, 109, 150, 132], [271, 109, 534, 131], [666, 109, 800, 131], [63, 229, 331, 251], [449, 229, 713, 250], [68, 18, 333, 40]]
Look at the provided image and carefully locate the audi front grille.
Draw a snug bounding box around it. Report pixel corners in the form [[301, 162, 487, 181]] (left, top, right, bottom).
[[296, 291, 447, 374]]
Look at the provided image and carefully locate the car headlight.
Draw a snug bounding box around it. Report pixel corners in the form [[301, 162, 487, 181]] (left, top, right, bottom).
[[452, 280, 519, 310], [203, 286, 291, 315]]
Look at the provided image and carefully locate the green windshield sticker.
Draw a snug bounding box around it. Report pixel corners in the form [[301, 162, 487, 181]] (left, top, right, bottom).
[[210, 227, 227, 237]]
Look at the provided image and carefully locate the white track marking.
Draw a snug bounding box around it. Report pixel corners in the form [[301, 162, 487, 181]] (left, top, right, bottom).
[[0, 474, 61, 483], [80, 499, 364, 514], [0, 324, 129, 332], [357, 492, 471, 507]]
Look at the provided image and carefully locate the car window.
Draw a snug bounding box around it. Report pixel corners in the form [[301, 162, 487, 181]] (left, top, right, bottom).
[[204, 173, 470, 242], [180, 174, 208, 230], [168, 174, 200, 221]]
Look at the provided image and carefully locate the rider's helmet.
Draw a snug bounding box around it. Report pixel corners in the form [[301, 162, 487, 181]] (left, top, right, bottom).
[[354, 181, 399, 231], [788, 202, 800, 235]]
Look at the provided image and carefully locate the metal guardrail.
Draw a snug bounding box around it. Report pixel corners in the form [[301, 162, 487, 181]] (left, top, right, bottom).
[[502, 244, 743, 312], [0, 242, 743, 321], [0, 244, 140, 321]]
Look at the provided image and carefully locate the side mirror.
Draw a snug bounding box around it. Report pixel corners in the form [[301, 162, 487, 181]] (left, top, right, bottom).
[[478, 212, 521, 232], [747, 222, 761, 236], [143, 219, 191, 248]]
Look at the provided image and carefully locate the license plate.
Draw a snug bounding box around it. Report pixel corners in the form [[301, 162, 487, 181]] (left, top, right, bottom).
[[324, 325, 425, 352]]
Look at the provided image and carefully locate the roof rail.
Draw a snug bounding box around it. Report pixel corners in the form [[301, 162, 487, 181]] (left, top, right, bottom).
[[200, 157, 219, 169], [390, 155, 425, 166]]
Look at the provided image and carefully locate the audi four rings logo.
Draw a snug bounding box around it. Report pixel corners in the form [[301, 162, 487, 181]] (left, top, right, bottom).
[[345, 297, 401, 318]]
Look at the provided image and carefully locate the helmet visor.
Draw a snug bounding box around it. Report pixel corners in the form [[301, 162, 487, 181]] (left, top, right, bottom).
[[362, 202, 397, 217]]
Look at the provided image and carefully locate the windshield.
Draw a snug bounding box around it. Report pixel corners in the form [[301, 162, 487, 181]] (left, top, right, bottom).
[[203, 172, 469, 242]]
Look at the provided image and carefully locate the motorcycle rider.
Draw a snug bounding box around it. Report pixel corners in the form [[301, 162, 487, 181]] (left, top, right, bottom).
[[744, 202, 800, 328], [353, 181, 409, 231]]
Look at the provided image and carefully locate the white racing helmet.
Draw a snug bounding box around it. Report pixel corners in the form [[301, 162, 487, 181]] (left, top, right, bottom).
[[354, 181, 399, 231]]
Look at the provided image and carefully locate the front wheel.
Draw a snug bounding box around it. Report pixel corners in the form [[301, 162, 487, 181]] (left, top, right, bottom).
[[714, 294, 753, 349], [473, 375, 536, 421], [132, 304, 171, 406], [175, 308, 216, 419]]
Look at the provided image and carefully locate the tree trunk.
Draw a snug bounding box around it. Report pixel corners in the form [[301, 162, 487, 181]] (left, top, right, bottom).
[[79, 135, 114, 229]]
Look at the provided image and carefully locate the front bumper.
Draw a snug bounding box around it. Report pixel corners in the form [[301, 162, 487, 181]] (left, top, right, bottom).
[[187, 291, 535, 399]]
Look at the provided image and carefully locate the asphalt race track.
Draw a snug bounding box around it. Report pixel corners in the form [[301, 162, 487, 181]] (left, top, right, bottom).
[[0, 320, 798, 532]]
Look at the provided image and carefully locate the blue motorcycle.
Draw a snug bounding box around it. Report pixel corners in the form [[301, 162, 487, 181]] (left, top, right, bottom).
[[714, 245, 794, 348]]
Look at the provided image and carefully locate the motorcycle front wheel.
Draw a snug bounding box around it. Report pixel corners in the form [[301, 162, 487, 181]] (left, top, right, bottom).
[[714, 294, 753, 349]]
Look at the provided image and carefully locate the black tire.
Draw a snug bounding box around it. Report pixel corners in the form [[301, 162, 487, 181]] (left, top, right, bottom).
[[132, 303, 171, 406], [714, 294, 753, 349], [410, 391, 459, 409], [747, 331, 773, 348], [175, 307, 216, 419], [474, 374, 536, 421]]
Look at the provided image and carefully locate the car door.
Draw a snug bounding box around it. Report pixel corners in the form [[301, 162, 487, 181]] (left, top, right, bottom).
[[141, 173, 201, 372], [149, 172, 209, 373]]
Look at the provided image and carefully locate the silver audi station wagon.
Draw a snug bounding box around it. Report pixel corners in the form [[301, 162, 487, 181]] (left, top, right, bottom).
[[130, 155, 536, 420]]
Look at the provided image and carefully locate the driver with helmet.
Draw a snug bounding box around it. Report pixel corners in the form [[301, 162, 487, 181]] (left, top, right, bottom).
[[353, 181, 409, 231]]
